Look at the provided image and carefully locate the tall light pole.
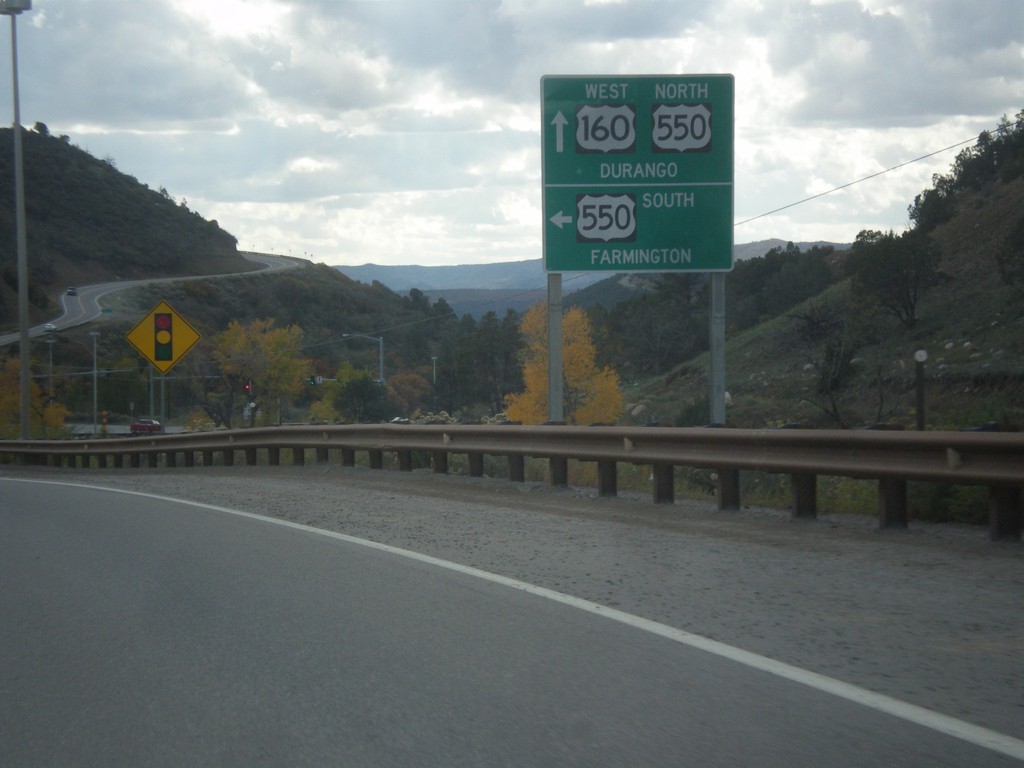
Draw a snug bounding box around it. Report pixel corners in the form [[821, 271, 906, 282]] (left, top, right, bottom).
[[1, 0, 32, 439], [431, 355, 437, 411], [914, 349, 928, 431], [45, 334, 53, 401], [342, 333, 385, 384], [89, 331, 100, 435]]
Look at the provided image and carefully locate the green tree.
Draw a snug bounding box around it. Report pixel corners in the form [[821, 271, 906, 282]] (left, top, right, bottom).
[[846, 229, 942, 329], [430, 310, 523, 418], [604, 273, 706, 376], [332, 362, 390, 423], [997, 211, 1024, 289]]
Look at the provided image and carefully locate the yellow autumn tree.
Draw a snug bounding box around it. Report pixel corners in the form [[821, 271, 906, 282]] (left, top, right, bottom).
[[211, 319, 310, 426], [505, 304, 622, 425], [0, 357, 71, 438]]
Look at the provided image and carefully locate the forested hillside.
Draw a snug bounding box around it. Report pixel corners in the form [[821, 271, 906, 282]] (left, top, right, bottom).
[[622, 110, 1024, 432], [0, 124, 251, 328], [3, 109, 1023, 441]]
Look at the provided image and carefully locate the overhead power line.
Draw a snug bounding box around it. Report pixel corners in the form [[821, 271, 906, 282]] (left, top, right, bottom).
[[734, 133, 988, 227], [287, 127, 1011, 348]]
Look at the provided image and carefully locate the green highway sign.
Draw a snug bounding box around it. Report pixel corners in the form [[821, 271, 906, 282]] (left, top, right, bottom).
[[541, 74, 734, 273]]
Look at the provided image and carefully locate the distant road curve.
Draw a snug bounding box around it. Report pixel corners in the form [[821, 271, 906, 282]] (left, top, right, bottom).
[[0, 251, 300, 348]]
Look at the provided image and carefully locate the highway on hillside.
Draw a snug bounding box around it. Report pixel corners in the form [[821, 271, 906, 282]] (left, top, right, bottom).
[[0, 252, 299, 348], [2, 476, 1022, 767]]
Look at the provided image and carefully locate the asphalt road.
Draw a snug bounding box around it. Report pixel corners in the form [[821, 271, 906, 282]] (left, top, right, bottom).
[[0, 251, 298, 346], [2, 476, 1022, 767]]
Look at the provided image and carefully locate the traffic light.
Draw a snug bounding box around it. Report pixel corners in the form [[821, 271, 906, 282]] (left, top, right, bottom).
[[154, 312, 173, 361], [308, 375, 316, 385], [244, 381, 251, 395]]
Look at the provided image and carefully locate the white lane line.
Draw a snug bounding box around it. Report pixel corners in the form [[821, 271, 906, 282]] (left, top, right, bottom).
[[8, 477, 1024, 763]]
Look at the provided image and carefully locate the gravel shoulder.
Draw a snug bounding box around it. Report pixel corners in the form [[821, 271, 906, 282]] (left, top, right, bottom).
[[6, 463, 1023, 740]]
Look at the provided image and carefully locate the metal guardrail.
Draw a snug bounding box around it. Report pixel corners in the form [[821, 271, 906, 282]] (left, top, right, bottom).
[[2, 424, 1021, 541]]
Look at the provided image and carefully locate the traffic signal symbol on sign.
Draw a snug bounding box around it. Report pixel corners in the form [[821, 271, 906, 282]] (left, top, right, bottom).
[[125, 301, 201, 374], [154, 313, 173, 361]]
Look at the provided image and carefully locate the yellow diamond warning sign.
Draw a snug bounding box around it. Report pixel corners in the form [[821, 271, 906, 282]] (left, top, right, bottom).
[[126, 301, 201, 374]]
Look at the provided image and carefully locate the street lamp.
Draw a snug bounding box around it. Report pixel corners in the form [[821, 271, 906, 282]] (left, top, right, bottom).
[[431, 355, 438, 411], [914, 349, 928, 431], [45, 335, 53, 401], [1, 0, 31, 439], [89, 331, 100, 435], [342, 333, 385, 384]]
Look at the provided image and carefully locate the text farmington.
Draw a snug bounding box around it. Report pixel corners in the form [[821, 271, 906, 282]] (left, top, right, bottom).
[[590, 248, 692, 266]]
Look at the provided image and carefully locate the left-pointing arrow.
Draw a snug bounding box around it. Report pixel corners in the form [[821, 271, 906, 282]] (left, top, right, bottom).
[[549, 211, 573, 228]]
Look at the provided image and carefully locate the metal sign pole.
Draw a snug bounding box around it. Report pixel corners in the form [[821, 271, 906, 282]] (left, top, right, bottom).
[[547, 273, 564, 423], [710, 272, 726, 425]]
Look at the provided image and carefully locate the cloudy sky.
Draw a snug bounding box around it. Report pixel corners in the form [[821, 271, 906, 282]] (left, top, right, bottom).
[[3, 0, 1022, 266]]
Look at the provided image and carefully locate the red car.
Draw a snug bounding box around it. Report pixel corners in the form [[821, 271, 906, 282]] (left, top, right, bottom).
[[130, 418, 162, 435]]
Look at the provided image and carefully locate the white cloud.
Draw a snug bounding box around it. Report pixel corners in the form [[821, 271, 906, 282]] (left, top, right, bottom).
[[1, 0, 1020, 266]]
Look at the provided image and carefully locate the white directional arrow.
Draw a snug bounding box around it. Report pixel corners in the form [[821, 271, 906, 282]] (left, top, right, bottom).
[[551, 111, 568, 153], [549, 211, 573, 229]]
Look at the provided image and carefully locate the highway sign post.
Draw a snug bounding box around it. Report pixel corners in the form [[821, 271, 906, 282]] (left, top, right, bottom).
[[541, 74, 734, 273], [126, 300, 201, 375]]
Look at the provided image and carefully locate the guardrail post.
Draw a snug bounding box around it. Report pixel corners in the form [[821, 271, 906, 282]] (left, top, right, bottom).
[[202, 449, 213, 467], [341, 447, 355, 467], [184, 451, 195, 468], [223, 449, 234, 467], [550, 457, 568, 487], [398, 450, 413, 471], [369, 449, 383, 470], [597, 460, 617, 497], [316, 447, 328, 464], [790, 473, 817, 518], [96, 454, 107, 469], [717, 468, 740, 511], [653, 463, 674, 504], [468, 453, 484, 477], [292, 448, 305, 466], [878, 477, 908, 529], [245, 447, 258, 466], [509, 454, 525, 482], [112, 454, 123, 469], [990, 485, 1022, 541], [268, 447, 279, 466], [165, 451, 177, 469], [432, 451, 449, 474]]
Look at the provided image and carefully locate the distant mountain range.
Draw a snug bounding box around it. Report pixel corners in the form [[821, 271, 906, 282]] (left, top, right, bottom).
[[336, 240, 848, 318]]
